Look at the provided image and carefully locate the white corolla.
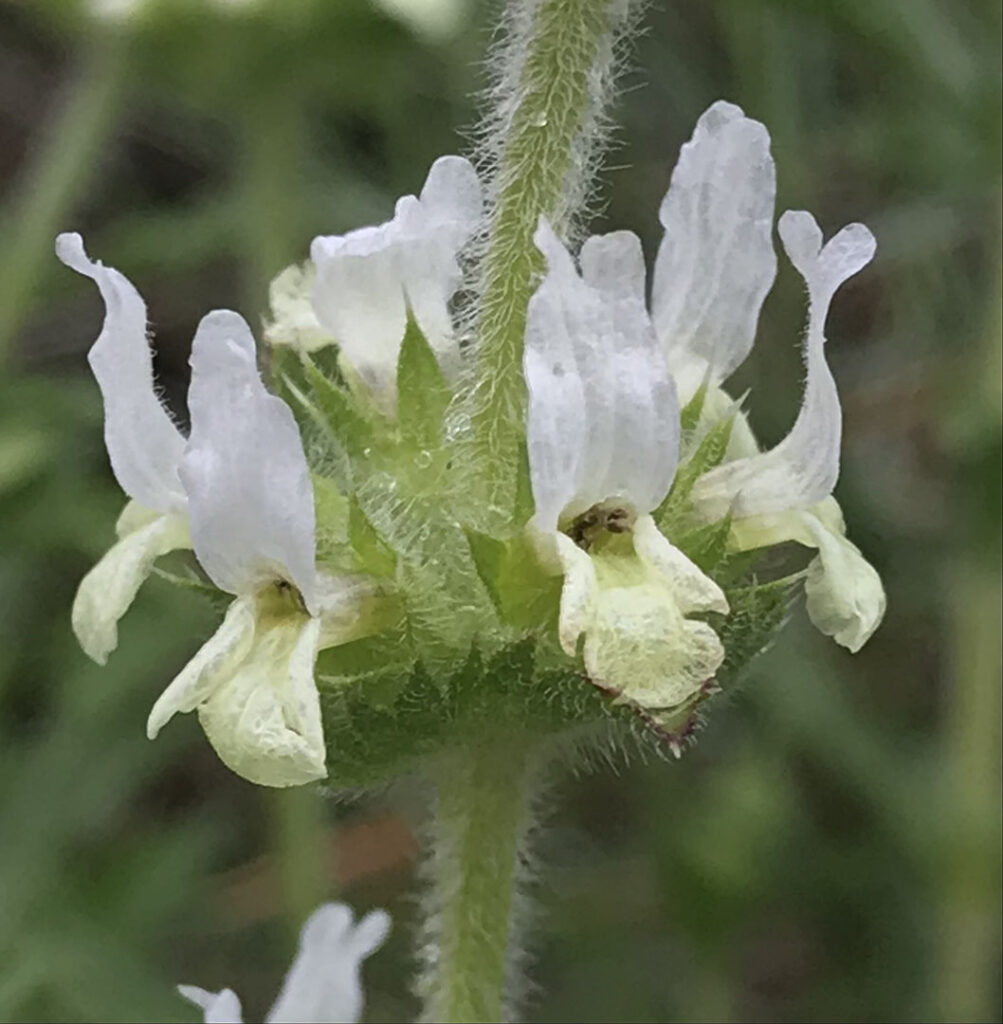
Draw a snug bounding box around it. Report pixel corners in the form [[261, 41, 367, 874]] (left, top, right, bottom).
[[522, 99, 885, 712], [267, 155, 482, 414], [524, 221, 730, 711], [180, 902, 390, 1024], [649, 99, 882, 653], [650, 100, 884, 653], [144, 309, 372, 787], [57, 233, 192, 666], [59, 236, 387, 786]]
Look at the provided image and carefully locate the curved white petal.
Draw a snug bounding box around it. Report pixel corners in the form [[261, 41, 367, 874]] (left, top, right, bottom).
[[55, 233, 186, 512], [802, 514, 886, 652], [311, 222, 405, 407], [181, 310, 317, 608], [525, 221, 678, 531], [553, 532, 599, 656], [147, 595, 257, 740], [690, 212, 876, 521], [632, 514, 728, 614], [178, 986, 244, 1024], [524, 226, 591, 530], [580, 232, 680, 514], [197, 613, 326, 788], [724, 500, 885, 653], [415, 153, 483, 237], [266, 904, 391, 1024], [651, 101, 777, 400], [72, 506, 190, 665], [310, 156, 481, 408], [264, 264, 334, 353], [399, 154, 482, 372]]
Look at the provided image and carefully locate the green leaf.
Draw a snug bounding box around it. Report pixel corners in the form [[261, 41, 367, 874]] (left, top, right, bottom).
[[302, 354, 373, 459], [317, 631, 415, 709], [679, 379, 708, 435], [674, 512, 733, 574], [313, 474, 354, 566], [512, 442, 536, 527], [347, 496, 397, 578], [465, 528, 561, 630], [317, 637, 629, 790], [396, 317, 451, 452], [656, 411, 735, 533], [354, 471, 497, 679], [715, 576, 796, 689]]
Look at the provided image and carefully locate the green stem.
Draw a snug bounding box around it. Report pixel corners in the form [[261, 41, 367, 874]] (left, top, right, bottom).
[[238, 85, 309, 304], [0, 35, 130, 362], [419, 742, 538, 1023], [269, 788, 330, 938], [935, 560, 1002, 1023], [462, 0, 632, 528]]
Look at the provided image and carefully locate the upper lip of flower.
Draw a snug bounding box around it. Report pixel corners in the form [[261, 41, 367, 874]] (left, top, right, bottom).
[[180, 307, 319, 611], [307, 154, 483, 411], [55, 232, 188, 515], [524, 218, 681, 532], [56, 230, 321, 612]]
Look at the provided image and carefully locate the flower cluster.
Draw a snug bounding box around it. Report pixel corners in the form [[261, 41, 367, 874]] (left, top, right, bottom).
[[61, 101, 884, 788]]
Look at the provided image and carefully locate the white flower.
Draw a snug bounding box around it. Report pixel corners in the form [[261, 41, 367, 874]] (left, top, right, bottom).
[[685, 208, 886, 651], [59, 235, 391, 785], [524, 220, 729, 711], [56, 233, 192, 665], [652, 100, 777, 406], [179, 902, 391, 1024], [144, 311, 384, 787], [649, 101, 885, 651], [306, 155, 482, 412], [264, 264, 333, 354]]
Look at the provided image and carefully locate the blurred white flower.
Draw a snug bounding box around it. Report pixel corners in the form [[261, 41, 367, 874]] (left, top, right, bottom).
[[88, 0, 259, 23], [180, 902, 391, 1023], [524, 220, 728, 711], [370, 0, 468, 42], [56, 233, 192, 665], [267, 156, 481, 414]]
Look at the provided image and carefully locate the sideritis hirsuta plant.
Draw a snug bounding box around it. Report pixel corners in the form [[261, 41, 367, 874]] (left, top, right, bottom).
[[58, 1, 884, 1019]]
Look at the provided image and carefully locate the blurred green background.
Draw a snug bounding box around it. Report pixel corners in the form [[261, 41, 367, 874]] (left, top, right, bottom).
[[0, 0, 999, 1021]]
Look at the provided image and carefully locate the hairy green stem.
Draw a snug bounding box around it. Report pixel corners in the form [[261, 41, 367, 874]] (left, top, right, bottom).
[[461, 0, 634, 528], [0, 35, 129, 361], [419, 742, 538, 1023]]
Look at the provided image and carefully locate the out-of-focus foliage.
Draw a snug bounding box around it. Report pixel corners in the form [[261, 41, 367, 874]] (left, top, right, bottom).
[[0, 0, 999, 1021]]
